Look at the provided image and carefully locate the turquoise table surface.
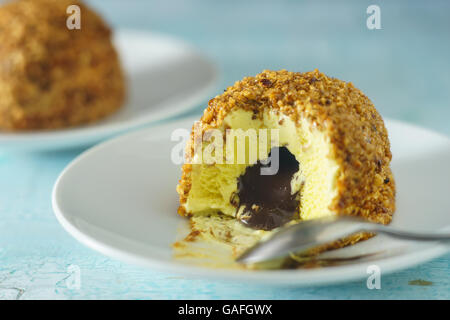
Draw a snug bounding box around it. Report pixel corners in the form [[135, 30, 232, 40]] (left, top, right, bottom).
[[1, 0, 449, 299]]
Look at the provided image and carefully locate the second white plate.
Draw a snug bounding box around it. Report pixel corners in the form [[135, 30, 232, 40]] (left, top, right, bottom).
[[0, 30, 217, 152], [52, 116, 450, 286]]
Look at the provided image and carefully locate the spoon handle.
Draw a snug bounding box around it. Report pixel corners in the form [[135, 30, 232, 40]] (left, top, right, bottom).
[[365, 224, 450, 242]]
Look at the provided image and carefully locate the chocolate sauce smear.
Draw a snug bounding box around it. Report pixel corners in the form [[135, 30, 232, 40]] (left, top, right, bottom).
[[236, 147, 300, 231]]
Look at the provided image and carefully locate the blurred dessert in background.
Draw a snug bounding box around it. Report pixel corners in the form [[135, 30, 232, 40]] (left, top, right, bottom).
[[0, 0, 125, 131]]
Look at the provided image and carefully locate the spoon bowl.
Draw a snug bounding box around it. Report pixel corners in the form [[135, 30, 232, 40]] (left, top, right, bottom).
[[236, 216, 450, 264]]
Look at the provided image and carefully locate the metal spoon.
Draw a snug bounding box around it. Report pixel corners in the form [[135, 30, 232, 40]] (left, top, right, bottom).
[[236, 216, 450, 264]]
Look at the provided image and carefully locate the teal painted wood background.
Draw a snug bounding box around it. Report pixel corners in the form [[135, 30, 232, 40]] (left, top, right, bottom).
[[0, 0, 449, 299]]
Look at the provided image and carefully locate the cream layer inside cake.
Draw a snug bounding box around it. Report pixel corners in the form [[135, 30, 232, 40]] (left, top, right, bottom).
[[182, 108, 340, 222]]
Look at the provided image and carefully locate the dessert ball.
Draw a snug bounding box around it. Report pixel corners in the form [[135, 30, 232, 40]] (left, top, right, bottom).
[[176, 70, 396, 262], [0, 0, 125, 130]]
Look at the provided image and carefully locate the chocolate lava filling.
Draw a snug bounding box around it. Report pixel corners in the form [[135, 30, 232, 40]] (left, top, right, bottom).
[[236, 147, 300, 231]]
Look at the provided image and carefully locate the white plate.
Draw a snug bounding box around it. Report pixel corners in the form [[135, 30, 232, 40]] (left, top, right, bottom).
[[0, 30, 217, 152], [52, 116, 450, 286]]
